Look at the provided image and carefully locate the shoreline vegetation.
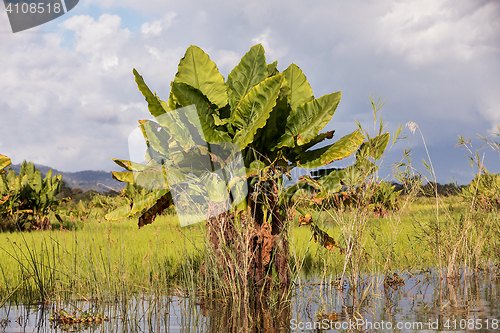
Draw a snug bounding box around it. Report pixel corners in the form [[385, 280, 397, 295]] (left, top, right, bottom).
[[0, 191, 498, 304]]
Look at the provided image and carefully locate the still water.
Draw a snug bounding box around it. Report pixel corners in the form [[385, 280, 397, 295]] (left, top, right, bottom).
[[1, 271, 499, 332]]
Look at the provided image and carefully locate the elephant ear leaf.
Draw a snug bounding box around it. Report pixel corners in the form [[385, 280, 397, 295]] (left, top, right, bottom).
[[299, 130, 364, 168], [133, 69, 168, 117], [276, 91, 342, 149], [232, 75, 283, 149], [283, 63, 314, 111], [104, 203, 133, 221], [138, 192, 173, 228], [174, 45, 228, 108], [171, 82, 231, 143], [0, 154, 11, 173], [227, 44, 268, 113], [267, 60, 279, 77]]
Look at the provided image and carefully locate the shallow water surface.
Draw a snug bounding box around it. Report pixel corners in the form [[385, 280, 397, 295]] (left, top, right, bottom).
[[1, 271, 499, 332]]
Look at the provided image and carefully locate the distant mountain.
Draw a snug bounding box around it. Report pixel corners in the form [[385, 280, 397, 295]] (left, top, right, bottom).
[[9, 163, 125, 192]]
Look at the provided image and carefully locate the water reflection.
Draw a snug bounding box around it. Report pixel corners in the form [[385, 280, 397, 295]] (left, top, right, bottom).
[[1, 271, 499, 332]]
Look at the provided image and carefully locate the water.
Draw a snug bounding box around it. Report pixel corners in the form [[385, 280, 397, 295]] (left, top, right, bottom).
[[1, 271, 499, 332]]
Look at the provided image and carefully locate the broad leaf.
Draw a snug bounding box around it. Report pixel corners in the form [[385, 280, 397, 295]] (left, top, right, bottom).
[[174, 45, 228, 108], [283, 63, 314, 111], [317, 171, 343, 195], [138, 192, 173, 228], [112, 171, 137, 184], [131, 189, 169, 216], [246, 160, 266, 177], [171, 82, 231, 143], [227, 44, 268, 112], [299, 130, 364, 168], [232, 75, 283, 148], [112, 159, 151, 172], [287, 130, 335, 162], [154, 112, 196, 152], [140, 120, 172, 156], [254, 84, 290, 152], [267, 60, 279, 77], [104, 203, 133, 220], [276, 91, 342, 149], [0, 154, 11, 172], [133, 69, 168, 117], [202, 172, 230, 203]]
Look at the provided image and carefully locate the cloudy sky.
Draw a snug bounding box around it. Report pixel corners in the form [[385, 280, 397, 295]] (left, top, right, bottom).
[[1, 0, 499, 185]]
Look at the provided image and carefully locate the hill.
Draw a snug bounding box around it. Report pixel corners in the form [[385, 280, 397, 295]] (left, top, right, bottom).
[[9, 163, 125, 193]]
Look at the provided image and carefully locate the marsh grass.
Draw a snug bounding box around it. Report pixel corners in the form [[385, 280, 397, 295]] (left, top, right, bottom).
[[2, 195, 495, 300], [1, 183, 499, 332], [0, 212, 204, 304]]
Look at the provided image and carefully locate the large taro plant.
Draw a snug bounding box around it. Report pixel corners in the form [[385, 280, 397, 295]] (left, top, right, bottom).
[[106, 44, 388, 287], [0, 157, 62, 231]]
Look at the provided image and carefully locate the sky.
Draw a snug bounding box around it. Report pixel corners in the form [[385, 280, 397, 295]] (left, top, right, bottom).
[[0, 0, 499, 185]]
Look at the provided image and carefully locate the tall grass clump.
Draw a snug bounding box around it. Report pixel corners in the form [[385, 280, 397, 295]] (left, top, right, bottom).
[[406, 123, 500, 279], [328, 96, 404, 289], [0, 212, 204, 304]]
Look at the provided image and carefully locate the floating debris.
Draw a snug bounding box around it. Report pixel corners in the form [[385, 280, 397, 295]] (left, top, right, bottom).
[[49, 309, 109, 327]]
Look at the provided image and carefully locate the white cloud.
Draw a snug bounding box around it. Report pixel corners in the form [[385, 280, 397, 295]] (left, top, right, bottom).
[[251, 29, 288, 61], [140, 13, 176, 37], [0, 0, 498, 185], [213, 50, 240, 75], [377, 0, 500, 65], [59, 14, 131, 72], [0, 13, 183, 171], [141, 21, 162, 36]]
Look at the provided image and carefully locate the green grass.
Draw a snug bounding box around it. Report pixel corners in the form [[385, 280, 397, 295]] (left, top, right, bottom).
[[1, 195, 499, 304], [0, 212, 204, 303], [290, 194, 499, 280]]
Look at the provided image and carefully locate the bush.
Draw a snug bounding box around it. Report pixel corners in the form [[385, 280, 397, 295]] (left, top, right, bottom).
[[0, 160, 62, 231], [462, 172, 500, 211]]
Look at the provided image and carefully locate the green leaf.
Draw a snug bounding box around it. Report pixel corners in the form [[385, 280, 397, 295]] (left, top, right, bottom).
[[254, 84, 290, 152], [104, 203, 133, 220], [112, 159, 150, 172], [267, 60, 279, 77], [0, 174, 8, 195], [287, 130, 335, 162], [246, 160, 266, 177], [131, 189, 169, 216], [174, 45, 228, 108], [285, 180, 307, 200], [202, 172, 229, 203], [299, 130, 364, 168], [227, 44, 268, 112], [283, 63, 314, 111], [0, 154, 11, 172], [317, 171, 343, 195], [170, 82, 231, 143], [276, 91, 342, 148], [31, 170, 43, 193], [111, 171, 137, 184], [153, 112, 196, 152], [232, 75, 283, 148], [133, 68, 168, 117], [139, 120, 173, 157]]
